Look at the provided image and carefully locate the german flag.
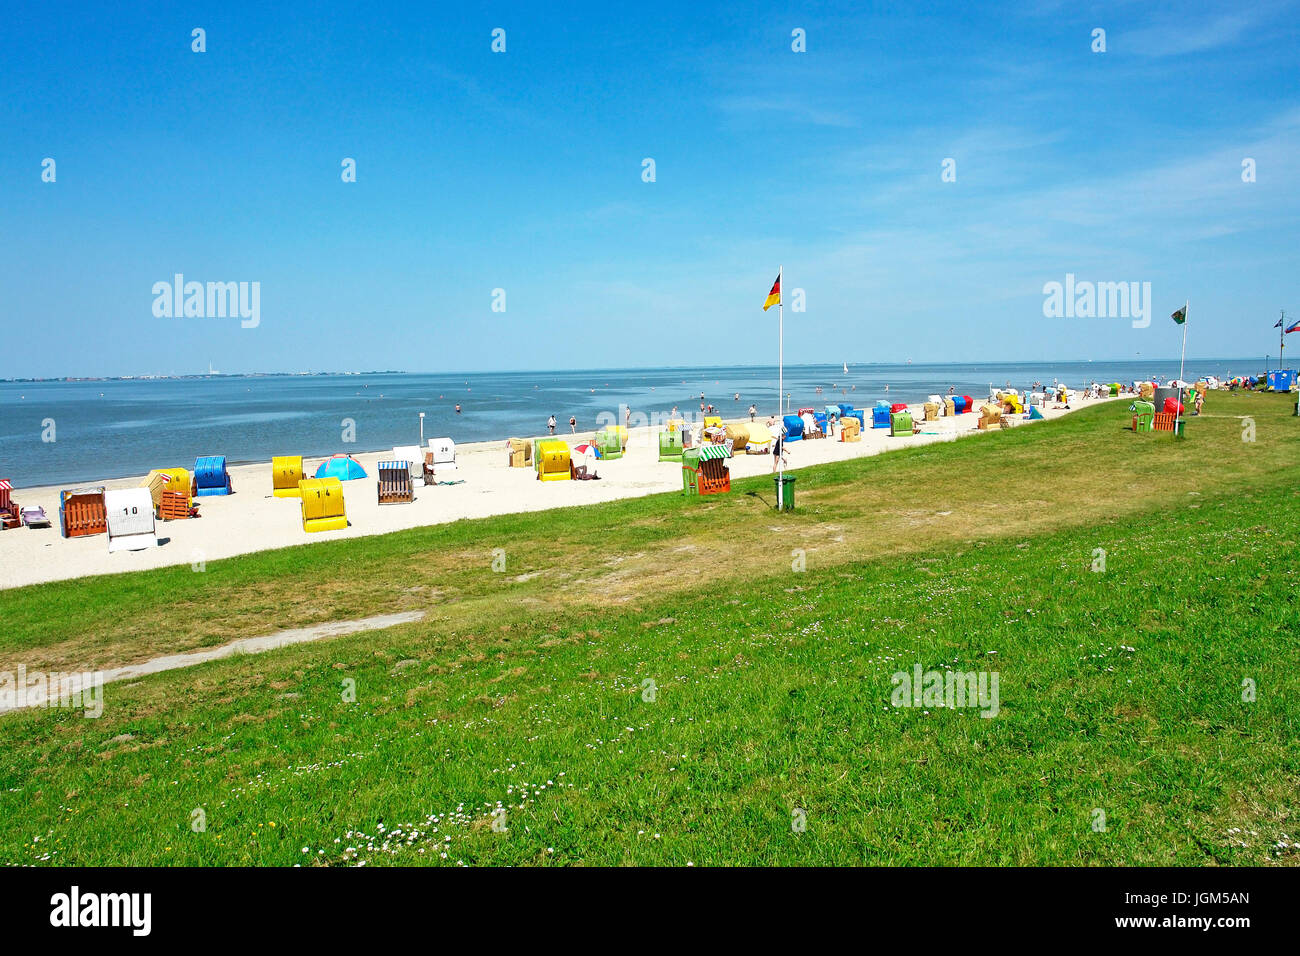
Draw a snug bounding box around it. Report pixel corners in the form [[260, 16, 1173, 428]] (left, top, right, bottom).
[[762, 274, 781, 311]]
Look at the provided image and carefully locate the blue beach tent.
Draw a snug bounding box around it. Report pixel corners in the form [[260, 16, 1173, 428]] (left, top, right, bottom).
[[314, 455, 368, 481]]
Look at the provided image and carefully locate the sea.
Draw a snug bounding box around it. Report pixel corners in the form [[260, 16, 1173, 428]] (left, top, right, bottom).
[[0, 360, 1259, 489]]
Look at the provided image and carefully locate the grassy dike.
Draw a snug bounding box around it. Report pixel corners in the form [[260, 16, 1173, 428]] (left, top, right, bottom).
[[1, 392, 1297, 865]]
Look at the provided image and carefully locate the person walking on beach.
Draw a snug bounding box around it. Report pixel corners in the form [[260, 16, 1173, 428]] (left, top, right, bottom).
[[569, 416, 577, 433], [770, 423, 787, 473], [547, 414, 556, 435], [749, 403, 757, 421]]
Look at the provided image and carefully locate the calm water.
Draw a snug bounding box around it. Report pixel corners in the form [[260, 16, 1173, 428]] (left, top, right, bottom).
[[0, 360, 1257, 488]]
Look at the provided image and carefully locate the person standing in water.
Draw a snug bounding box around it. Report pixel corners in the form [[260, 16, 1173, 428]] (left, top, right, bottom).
[[749, 403, 757, 421], [547, 414, 556, 435]]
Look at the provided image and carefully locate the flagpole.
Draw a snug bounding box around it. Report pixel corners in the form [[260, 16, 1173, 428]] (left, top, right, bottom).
[[778, 265, 784, 510], [1175, 300, 1187, 436], [1281, 310, 1286, 372]]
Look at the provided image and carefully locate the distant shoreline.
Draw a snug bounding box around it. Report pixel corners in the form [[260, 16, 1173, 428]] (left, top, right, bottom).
[[0, 357, 1272, 385]]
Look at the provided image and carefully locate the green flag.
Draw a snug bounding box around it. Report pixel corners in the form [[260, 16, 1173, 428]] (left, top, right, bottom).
[[1171, 305, 1187, 324]]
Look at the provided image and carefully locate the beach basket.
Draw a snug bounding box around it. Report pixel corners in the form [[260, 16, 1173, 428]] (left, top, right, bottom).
[[392, 446, 425, 485], [144, 468, 191, 511], [659, 430, 684, 461], [1131, 400, 1155, 433], [59, 487, 107, 538], [427, 438, 458, 473], [693, 444, 732, 496], [872, 405, 891, 428], [272, 456, 304, 497], [536, 440, 571, 481], [923, 402, 939, 421], [943, 397, 956, 416], [300, 477, 348, 532], [782, 415, 804, 442], [193, 456, 232, 496], [507, 438, 532, 468], [723, 424, 750, 453], [596, 428, 624, 460], [105, 487, 158, 552], [840, 417, 861, 441], [377, 461, 414, 504], [891, 411, 913, 436], [158, 490, 192, 520], [0, 479, 18, 530], [1152, 411, 1180, 433], [978, 404, 1002, 429]]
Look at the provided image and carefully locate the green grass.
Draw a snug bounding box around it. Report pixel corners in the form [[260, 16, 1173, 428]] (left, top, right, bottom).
[[1, 392, 1297, 865]]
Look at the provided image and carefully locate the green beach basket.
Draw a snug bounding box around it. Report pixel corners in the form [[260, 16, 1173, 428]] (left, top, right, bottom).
[[890, 411, 913, 437], [658, 430, 683, 461], [596, 429, 623, 460], [681, 448, 700, 494], [1131, 400, 1155, 433]]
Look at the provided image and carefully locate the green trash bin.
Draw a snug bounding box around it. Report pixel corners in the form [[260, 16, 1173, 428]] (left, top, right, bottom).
[[774, 474, 796, 511], [1173, 418, 1185, 438]]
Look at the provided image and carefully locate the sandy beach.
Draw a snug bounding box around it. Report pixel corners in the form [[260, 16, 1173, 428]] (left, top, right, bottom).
[[0, 397, 1119, 590]]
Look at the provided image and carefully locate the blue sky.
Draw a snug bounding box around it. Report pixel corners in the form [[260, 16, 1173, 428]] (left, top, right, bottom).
[[2, 0, 1297, 377]]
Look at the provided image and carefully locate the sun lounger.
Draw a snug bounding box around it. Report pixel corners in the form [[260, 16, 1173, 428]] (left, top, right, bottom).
[[21, 506, 51, 528]]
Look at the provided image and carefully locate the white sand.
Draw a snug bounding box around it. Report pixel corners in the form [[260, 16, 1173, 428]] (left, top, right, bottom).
[[0, 397, 1120, 590]]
